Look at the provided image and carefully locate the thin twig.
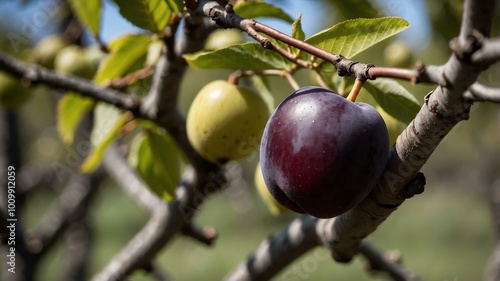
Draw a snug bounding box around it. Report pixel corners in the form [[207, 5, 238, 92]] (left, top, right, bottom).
[[199, 1, 388, 82], [471, 37, 500, 67], [0, 51, 141, 115], [465, 82, 500, 103], [358, 242, 421, 281], [182, 223, 218, 246]]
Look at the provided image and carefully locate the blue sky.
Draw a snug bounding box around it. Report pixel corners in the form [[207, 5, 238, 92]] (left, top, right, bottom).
[[100, 0, 430, 48], [0, 0, 430, 50]]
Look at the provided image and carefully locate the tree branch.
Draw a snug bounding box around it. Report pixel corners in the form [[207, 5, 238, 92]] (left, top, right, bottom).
[[225, 215, 319, 281], [201, 0, 496, 277], [320, 0, 497, 264], [0, 9, 231, 280], [465, 82, 500, 103], [459, 0, 495, 42], [198, 1, 419, 83], [484, 180, 500, 281], [182, 223, 218, 246], [58, 218, 93, 281], [0, 52, 141, 115], [470, 36, 500, 67], [92, 144, 230, 281], [426, 0, 496, 121], [358, 242, 421, 281], [225, 214, 422, 281], [145, 262, 174, 281], [140, 14, 218, 172], [30, 172, 98, 260]]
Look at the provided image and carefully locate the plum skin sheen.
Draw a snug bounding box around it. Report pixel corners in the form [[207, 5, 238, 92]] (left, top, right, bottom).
[[260, 86, 389, 218]]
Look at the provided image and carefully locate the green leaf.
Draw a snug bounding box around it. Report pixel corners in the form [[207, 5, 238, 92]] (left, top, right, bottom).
[[306, 17, 409, 58], [184, 42, 289, 71], [128, 132, 143, 168], [251, 75, 275, 112], [146, 39, 165, 67], [234, 2, 293, 23], [69, 0, 102, 35], [94, 34, 151, 84], [80, 103, 128, 173], [112, 0, 176, 33], [290, 13, 309, 61], [57, 93, 95, 144], [168, 0, 184, 11], [292, 13, 305, 41], [364, 78, 421, 124], [135, 128, 181, 201]]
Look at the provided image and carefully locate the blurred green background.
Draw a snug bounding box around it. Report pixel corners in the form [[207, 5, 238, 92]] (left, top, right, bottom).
[[1, 0, 500, 280]]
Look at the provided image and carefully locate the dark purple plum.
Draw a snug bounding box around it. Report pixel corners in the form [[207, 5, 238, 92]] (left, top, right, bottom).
[[260, 86, 389, 218]]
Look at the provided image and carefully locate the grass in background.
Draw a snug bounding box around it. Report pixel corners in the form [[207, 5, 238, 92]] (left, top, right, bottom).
[[23, 176, 492, 281]]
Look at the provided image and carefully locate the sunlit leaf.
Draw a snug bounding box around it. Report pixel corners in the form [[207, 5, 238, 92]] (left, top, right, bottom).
[[251, 75, 275, 112], [234, 2, 293, 23], [80, 106, 130, 173], [292, 13, 305, 41], [364, 78, 421, 124], [306, 17, 409, 59], [112, 0, 177, 33], [94, 34, 151, 84], [291, 13, 309, 61], [184, 42, 289, 70], [146, 39, 165, 67], [134, 127, 182, 201], [57, 93, 94, 145], [69, 0, 101, 35]]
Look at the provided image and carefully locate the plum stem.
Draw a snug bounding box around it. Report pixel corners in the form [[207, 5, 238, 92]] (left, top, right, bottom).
[[346, 78, 364, 102], [227, 71, 241, 85]]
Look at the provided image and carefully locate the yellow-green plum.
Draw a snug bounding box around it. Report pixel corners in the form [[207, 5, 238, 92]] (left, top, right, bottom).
[[54, 45, 97, 79], [204, 29, 244, 50], [254, 163, 288, 216], [384, 41, 413, 68], [32, 35, 66, 69], [186, 80, 270, 164], [0, 72, 30, 110]]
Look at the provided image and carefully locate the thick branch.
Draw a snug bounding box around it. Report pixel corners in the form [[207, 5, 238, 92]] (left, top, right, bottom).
[[140, 15, 217, 172], [226, 214, 421, 281], [202, 0, 496, 277], [311, 0, 497, 264], [459, 0, 495, 42], [426, 0, 496, 121], [484, 244, 500, 281]]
